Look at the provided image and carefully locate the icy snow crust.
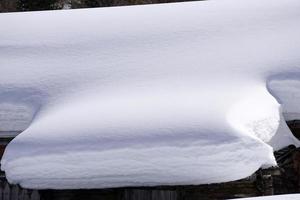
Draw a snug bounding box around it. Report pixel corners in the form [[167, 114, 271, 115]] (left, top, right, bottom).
[[1, 0, 300, 189]]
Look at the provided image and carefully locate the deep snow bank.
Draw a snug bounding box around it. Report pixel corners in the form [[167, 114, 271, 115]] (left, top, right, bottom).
[[1, 0, 300, 189]]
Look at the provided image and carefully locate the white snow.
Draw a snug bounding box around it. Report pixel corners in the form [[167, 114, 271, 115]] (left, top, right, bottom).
[[0, 0, 300, 189], [234, 194, 300, 200]]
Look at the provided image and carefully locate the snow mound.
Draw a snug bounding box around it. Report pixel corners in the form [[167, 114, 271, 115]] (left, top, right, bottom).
[[1, 0, 300, 189], [233, 194, 300, 200]]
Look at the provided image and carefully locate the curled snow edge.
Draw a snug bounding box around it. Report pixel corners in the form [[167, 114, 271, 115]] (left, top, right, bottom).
[[1, 0, 300, 189]]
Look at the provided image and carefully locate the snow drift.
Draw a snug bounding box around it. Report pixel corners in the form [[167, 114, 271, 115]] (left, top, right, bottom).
[[1, 0, 300, 189]]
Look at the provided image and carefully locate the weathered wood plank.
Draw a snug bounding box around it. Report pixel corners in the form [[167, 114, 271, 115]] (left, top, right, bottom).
[[3, 183, 10, 200], [30, 190, 40, 200], [0, 181, 3, 200], [11, 185, 19, 200]]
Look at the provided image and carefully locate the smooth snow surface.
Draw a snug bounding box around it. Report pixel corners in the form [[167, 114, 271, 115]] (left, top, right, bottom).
[[234, 194, 300, 200], [1, 0, 300, 189]]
